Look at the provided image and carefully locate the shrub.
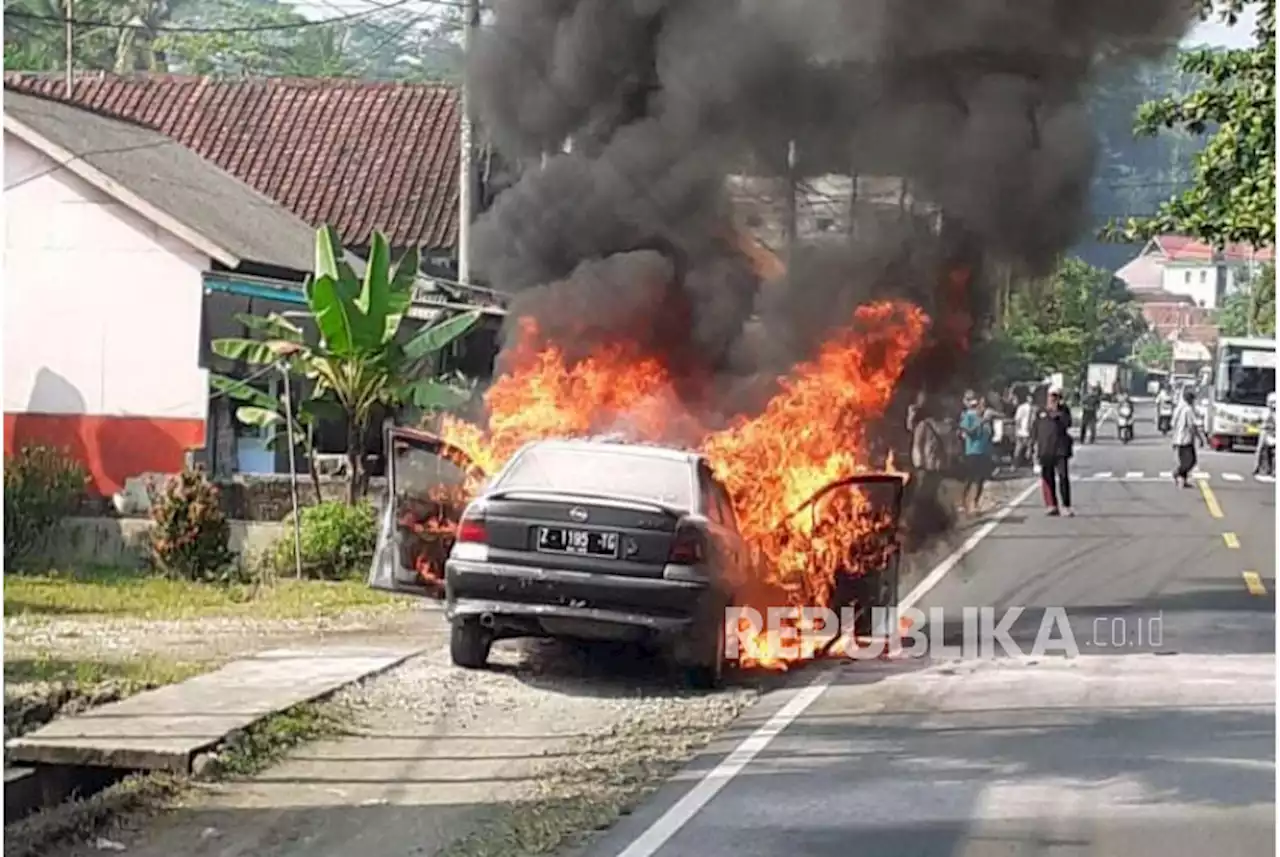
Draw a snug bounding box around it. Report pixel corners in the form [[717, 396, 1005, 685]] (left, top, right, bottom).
[[272, 500, 377, 581], [4, 445, 87, 567], [148, 468, 235, 582]]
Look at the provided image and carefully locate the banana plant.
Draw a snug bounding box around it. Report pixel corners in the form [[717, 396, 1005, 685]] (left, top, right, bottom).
[[213, 225, 482, 504]]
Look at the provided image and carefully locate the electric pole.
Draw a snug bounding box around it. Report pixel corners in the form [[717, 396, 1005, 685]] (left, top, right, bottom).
[[64, 0, 73, 97], [783, 140, 797, 267], [456, 0, 481, 286]]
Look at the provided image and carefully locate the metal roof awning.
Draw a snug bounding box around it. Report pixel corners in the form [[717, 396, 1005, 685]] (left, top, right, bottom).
[[202, 272, 508, 320]]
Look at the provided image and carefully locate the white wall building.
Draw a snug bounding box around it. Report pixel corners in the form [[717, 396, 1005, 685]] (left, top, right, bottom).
[[3, 90, 315, 496], [1116, 235, 1273, 310]]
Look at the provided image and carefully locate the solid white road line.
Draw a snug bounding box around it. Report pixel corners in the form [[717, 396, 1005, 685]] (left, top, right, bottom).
[[898, 480, 1039, 612], [611, 481, 1038, 857]]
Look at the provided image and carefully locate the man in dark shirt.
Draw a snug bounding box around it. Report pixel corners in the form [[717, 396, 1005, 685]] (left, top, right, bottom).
[[1034, 388, 1074, 517], [1079, 385, 1100, 445]]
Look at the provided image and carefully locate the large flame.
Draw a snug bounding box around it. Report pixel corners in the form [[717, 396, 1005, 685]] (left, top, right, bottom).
[[417, 299, 929, 669]]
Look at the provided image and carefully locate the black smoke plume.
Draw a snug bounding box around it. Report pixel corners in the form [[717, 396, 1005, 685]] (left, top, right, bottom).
[[469, 0, 1198, 407]]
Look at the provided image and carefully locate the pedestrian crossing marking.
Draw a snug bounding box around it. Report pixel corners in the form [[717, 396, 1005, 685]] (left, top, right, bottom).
[[1242, 572, 1267, 597], [1014, 468, 1272, 483], [1223, 532, 1240, 549]]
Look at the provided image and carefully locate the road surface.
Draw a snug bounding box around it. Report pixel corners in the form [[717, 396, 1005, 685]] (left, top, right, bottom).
[[582, 400, 1275, 857]]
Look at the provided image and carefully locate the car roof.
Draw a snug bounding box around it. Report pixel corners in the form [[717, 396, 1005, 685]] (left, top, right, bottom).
[[515, 436, 704, 466]]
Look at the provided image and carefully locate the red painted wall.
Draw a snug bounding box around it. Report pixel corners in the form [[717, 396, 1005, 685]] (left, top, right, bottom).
[[4, 413, 206, 496]]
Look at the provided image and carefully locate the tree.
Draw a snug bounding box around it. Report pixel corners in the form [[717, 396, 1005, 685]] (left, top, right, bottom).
[[1215, 261, 1276, 336], [1004, 258, 1148, 389], [213, 226, 481, 504], [1133, 336, 1174, 371], [1106, 0, 1275, 247]]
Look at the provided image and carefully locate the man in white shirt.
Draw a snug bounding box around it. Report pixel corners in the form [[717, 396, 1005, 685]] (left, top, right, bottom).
[[1170, 387, 1204, 488], [1013, 394, 1034, 467]]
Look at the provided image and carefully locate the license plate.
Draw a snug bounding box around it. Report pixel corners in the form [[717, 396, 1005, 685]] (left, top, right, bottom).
[[535, 527, 619, 558]]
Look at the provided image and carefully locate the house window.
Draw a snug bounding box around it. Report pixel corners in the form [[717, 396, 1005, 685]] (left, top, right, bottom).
[[1199, 270, 1207, 283], [1184, 271, 1191, 284], [232, 376, 279, 440]]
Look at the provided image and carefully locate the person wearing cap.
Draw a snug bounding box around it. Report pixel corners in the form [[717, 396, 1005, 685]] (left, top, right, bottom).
[[1034, 387, 1074, 516], [957, 390, 994, 514]]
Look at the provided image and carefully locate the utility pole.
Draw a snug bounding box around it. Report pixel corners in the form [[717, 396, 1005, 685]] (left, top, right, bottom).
[[456, 0, 481, 286], [783, 140, 797, 267], [64, 0, 73, 97]]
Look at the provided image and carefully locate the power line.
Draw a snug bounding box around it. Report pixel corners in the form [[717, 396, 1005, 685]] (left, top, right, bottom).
[[4, 0, 468, 34]]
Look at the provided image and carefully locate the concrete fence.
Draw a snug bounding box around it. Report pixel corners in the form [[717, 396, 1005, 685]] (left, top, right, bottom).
[[33, 517, 290, 570]]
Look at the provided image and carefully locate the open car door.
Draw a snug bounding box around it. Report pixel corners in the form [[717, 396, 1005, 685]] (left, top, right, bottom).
[[368, 426, 478, 599], [788, 472, 906, 634]]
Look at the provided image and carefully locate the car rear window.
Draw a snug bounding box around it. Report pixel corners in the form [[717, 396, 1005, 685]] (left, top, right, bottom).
[[493, 446, 694, 508]]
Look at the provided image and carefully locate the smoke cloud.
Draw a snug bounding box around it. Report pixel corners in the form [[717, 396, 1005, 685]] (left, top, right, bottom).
[[468, 0, 1198, 400]]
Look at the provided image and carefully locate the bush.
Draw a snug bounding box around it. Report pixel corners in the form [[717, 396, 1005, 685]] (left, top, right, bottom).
[[271, 501, 377, 581], [148, 468, 235, 582], [4, 445, 88, 567]]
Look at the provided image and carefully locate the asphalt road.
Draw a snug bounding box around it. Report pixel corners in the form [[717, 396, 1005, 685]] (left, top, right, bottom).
[[582, 400, 1275, 857]]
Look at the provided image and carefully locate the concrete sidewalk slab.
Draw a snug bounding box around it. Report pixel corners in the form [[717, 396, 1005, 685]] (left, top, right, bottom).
[[6, 645, 422, 773]]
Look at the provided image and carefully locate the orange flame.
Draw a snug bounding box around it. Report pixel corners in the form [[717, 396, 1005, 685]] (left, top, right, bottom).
[[414, 300, 930, 669]]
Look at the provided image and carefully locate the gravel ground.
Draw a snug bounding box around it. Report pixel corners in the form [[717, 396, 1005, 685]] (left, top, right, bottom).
[[49, 637, 762, 857], [4, 606, 444, 665]]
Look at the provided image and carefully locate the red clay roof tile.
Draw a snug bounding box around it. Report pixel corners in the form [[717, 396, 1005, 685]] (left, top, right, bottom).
[[3, 72, 460, 252]]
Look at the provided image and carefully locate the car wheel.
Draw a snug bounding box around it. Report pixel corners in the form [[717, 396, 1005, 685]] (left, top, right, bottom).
[[684, 612, 726, 691], [450, 621, 492, 669]]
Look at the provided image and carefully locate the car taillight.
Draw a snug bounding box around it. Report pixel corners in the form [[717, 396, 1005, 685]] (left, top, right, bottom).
[[668, 522, 705, 564], [456, 516, 488, 544]]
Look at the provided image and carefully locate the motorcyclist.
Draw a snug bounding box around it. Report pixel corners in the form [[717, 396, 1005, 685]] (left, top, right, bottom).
[[1254, 391, 1277, 476], [1117, 393, 1135, 441], [1155, 385, 1174, 433]]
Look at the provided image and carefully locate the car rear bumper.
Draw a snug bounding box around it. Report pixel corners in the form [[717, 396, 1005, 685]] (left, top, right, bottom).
[[444, 559, 718, 640]]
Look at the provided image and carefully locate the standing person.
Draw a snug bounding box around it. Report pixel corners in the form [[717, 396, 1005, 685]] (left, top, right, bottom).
[[1034, 388, 1074, 516], [1171, 387, 1204, 487], [958, 391, 993, 514], [1014, 394, 1035, 468], [910, 397, 946, 507], [1255, 391, 1277, 475], [1079, 385, 1100, 444]]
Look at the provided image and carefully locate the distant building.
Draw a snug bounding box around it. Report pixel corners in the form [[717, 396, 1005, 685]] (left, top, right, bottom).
[[1116, 235, 1273, 310]]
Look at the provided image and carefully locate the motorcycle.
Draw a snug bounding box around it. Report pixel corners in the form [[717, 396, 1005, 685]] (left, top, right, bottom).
[[1156, 400, 1173, 435], [1117, 402, 1135, 444]]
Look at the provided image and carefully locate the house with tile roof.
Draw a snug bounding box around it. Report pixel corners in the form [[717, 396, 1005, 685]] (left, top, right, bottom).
[[3, 87, 324, 494], [3, 72, 470, 263], [2, 86, 502, 494], [1116, 234, 1273, 310]]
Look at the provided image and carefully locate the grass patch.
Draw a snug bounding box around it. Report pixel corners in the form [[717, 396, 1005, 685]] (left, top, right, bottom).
[[4, 566, 409, 621], [4, 654, 207, 689]]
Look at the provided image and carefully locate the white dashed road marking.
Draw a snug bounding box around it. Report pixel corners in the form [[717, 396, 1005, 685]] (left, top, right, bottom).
[[1093, 471, 1114, 478], [1125, 471, 1143, 479], [1223, 472, 1244, 481]]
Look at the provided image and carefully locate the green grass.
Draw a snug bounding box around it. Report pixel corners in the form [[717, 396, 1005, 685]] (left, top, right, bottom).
[[4, 566, 410, 621], [3, 653, 207, 688]]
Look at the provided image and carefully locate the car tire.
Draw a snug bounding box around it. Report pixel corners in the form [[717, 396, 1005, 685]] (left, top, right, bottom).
[[450, 621, 492, 669], [684, 611, 726, 691]]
